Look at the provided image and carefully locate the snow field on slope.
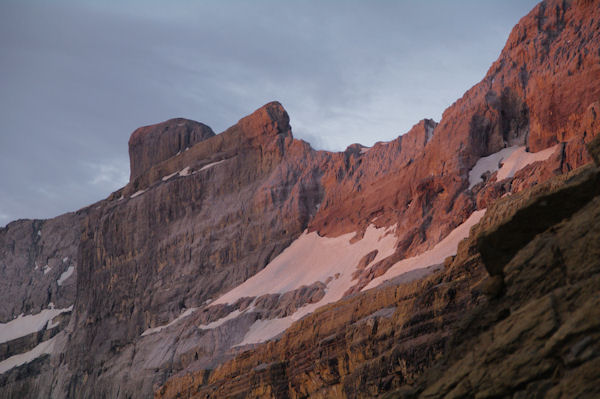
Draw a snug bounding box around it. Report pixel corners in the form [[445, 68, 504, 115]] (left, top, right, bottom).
[[231, 210, 485, 345], [212, 224, 398, 305], [495, 145, 557, 180], [236, 209, 485, 346], [468, 145, 558, 188], [57, 266, 75, 286], [469, 147, 518, 188], [363, 209, 486, 290], [147, 210, 486, 346], [0, 332, 66, 374], [0, 306, 73, 344], [203, 225, 398, 345]]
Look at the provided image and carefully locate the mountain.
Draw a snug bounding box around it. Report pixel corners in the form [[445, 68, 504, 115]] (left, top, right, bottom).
[[0, 0, 599, 397]]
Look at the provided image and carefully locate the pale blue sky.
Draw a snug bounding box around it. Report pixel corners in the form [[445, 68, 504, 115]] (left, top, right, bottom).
[[0, 0, 539, 226]]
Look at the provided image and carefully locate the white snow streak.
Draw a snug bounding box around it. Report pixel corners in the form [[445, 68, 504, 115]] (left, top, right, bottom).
[[236, 317, 293, 347], [141, 307, 198, 337], [469, 147, 519, 188], [130, 189, 146, 198], [178, 166, 191, 177], [0, 334, 60, 374], [161, 171, 178, 181], [0, 306, 73, 344], [57, 266, 75, 286], [199, 159, 226, 171], [198, 309, 245, 330], [364, 209, 486, 290]]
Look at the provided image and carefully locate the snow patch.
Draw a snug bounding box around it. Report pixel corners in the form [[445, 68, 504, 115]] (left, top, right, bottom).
[[214, 225, 398, 345], [360, 147, 371, 154], [0, 334, 61, 374], [178, 166, 191, 177], [236, 317, 293, 347], [364, 209, 486, 290], [469, 145, 558, 189], [43, 265, 51, 275], [496, 145, 557, 181], [198, 309, 245, 330], [214, 209, 486, 346], [468, 147, 519, 188], [161, 171, 178, 181], [62, 257, 69, 263], [141, 307, 198, 337], [199, 159, 226, 171], [214, 225, 397, 305], [57, 266, 75, 286], [130, 189, 146, 198], [0, 306, 73, 344]]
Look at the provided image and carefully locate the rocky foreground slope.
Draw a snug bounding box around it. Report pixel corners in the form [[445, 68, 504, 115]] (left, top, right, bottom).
[[0, 0, 599, 397]]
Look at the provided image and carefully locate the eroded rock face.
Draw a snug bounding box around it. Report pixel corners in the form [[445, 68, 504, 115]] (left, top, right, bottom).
[[59, 102, 324, 398]]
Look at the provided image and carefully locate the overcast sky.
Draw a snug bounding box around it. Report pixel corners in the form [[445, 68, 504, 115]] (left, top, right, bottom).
[[0, 0, 539, 227]]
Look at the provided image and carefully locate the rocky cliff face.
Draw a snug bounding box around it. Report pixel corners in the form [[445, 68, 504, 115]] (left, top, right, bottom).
[[157, 156, 600, 399], [0, 0, 599, 398], [0, 213, 82, 322], [0, 211, 84, 397], [60, 101, 328, 398]]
